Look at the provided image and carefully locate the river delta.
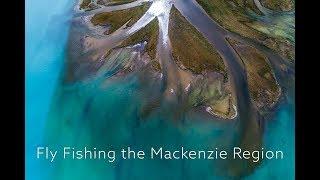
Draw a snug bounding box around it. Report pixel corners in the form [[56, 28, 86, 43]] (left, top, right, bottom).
[[26, 0, 295, 179]]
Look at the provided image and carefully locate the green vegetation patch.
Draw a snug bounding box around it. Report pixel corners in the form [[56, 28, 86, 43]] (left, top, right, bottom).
[[196, 0, 295, 61], [169, 7, 226, 75], [260, 0, 294, 11], [90, 3, 150, 34], [97, 0, 136, 6], [197, 0, 264, 41], [227, 38, 280, 108], [107, 0, 136, 6], [120, 19, 159, 61], [229, 0, 262, 14], [80, 0, 91, 9]]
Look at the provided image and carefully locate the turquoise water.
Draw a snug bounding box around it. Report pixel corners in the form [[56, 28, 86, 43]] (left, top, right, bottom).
[[26, 0, 295, 179], [26, 0, 74, 179], [41, 73, 294, 180], [247, 101, 295, 179]]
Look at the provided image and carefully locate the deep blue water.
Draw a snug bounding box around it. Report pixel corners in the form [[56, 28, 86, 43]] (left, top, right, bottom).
[[26, 0, 295, 179]]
